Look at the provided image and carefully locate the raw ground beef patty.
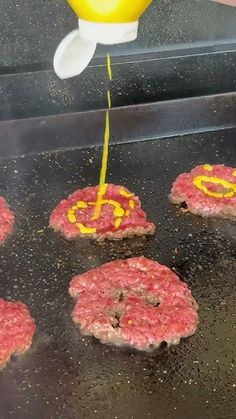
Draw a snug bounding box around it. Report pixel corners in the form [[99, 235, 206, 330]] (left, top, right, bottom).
[[170, 164, 236, 219], [0, 299, 36, 368], [0, 197, 15, 244], [69, 257, 199, 350], [50, 184, 155, 240]]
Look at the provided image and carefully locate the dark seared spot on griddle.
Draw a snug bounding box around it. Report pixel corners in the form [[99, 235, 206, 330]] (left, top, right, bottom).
[[179, 201, 188, 210], [112, 312, 121, 329], [158, 341, 168, 350], [116, 289, 160, 307], [149, 344, 155, 351], [148, 341, 168, 352], [143, 294, 160, 308], [118, 292, 125, 302], [173, 231, 236, 282], [72, 234, 155, 264], [99, 235, 155, 259]]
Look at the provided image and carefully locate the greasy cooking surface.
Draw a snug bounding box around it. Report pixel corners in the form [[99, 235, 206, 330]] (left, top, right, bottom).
[[0, 129, 236, 419]]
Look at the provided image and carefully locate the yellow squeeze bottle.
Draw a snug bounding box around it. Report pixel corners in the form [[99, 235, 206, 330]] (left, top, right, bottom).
[[68, 0, 153, 23], [54, 0, 153, 79]]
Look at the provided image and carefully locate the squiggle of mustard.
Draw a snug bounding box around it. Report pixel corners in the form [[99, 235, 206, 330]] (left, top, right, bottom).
[[193, 175, 236, 198], [67, 189, 135, 234]]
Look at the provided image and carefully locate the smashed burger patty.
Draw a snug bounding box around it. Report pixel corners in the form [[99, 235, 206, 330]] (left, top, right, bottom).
[[50, 184, 155, 240], [0, 197, 15, 244], [0, 299, 36, 368], [170, 164, 236, 219], [69, 257, 198, 351]]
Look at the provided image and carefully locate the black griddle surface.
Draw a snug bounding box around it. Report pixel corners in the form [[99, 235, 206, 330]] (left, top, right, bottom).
[[0, 129, 236, 419]]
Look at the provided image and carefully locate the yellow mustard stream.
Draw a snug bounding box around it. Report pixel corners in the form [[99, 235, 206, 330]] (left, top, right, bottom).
[[67, 53, 136, 233], [92, 53, 112, 220]]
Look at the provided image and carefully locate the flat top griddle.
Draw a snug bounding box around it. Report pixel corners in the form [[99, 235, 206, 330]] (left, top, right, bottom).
[[0, 128, 236, 419]]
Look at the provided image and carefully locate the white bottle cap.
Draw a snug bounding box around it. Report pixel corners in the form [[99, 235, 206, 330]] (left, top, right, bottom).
[[54, 20, 139, 79], [79, 19, 138, 44], [53, 29, 96, 80]]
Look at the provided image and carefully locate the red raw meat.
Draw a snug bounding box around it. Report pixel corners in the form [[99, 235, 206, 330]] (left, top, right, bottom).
[[0, 299, 36, 368], [50, 184, 155, 240], [170, 164, 236, 219], [0, 197, 15, 244], [69, 257, 198, 351]]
